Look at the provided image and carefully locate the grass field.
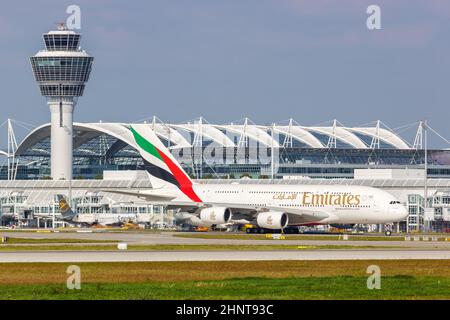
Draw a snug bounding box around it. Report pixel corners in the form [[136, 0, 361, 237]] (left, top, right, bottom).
[[0, 260, 449, 299], [0, 237, 117, 244]]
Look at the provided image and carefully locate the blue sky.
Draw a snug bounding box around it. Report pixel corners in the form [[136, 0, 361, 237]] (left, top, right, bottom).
[[1, 0, 450, 147]]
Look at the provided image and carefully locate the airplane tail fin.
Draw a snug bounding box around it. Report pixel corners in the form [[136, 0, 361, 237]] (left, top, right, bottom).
[[57, 195, 77, 221], [129, 125, 202, 203]]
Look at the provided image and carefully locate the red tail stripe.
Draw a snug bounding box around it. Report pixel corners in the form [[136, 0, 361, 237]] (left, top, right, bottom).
[[156, 148, 203, 203]]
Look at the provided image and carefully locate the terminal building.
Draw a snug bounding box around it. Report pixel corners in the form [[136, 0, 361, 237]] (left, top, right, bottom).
[[1, 24, 450, 232], [1, 118, 450, 232], [2, 118, 450, 181]]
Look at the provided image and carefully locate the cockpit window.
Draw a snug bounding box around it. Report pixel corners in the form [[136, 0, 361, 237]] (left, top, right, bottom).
[[389, 201, 401, 204]]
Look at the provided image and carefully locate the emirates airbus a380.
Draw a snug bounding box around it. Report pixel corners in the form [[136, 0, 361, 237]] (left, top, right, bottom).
[[110, 125, 408, 234]]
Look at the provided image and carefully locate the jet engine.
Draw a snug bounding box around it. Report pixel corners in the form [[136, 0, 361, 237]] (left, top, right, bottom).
[[199, 207, 232, 225], [257, 211, 289, 229]]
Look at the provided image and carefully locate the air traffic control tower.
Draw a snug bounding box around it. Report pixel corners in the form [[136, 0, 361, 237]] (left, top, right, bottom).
[[30, 24, 94, 180]]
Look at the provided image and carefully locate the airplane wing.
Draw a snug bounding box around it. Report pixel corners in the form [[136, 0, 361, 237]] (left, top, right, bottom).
[[102, 190, 177, 202], [200, 202, 330, 225], [103, 190, 329, 225]]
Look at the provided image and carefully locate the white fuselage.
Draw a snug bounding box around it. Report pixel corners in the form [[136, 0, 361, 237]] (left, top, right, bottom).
[[173, 184, 408, 225]]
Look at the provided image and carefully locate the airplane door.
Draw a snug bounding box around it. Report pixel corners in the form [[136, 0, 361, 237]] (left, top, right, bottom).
[[366, 195, 379, 223], [373, 201, 380, 212]]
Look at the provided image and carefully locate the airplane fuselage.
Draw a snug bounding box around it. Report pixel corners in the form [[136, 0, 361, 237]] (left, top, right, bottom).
[[176, 183, 408, 225]]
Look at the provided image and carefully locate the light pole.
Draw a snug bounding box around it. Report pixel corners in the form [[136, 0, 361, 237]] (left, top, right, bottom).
[[423, 120, 428, 233]]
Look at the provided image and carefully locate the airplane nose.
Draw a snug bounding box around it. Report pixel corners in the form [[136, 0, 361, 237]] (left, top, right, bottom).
[[399, 206, 409, 220], [390, 206, 408, 221]]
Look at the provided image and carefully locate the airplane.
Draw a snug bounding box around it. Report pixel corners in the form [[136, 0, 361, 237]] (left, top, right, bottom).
[[107, 125, 409, 235], [173, 211, 234, 231], [57, 195, 144, 228]]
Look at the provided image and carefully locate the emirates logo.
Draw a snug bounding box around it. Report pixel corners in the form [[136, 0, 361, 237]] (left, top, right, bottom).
[[210, 212, 216, 221], [266, 216, 273, 225]]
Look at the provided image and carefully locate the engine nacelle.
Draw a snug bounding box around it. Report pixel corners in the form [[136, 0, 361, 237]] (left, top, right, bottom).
[[199, 207, 232, 225], [257, 211, 289, 229]]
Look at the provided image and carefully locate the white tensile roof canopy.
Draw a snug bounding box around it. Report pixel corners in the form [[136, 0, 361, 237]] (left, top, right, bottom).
[[14, 118, 413, 156]]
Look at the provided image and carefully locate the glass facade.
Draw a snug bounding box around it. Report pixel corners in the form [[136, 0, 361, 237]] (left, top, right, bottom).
[[39, 84, 85, 96], [406, 193, 450, 232], [6, 130, 450, 180], [31, 57, 93, 83], [43, 34, 81, 51]]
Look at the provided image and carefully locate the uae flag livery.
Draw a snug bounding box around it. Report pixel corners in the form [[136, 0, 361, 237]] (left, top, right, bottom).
[[130, 126, 202, 203]]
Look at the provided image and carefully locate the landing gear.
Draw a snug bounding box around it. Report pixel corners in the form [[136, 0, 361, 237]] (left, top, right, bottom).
[[245, 227, 300, 234], [282, 227, 300, 234], [246, 227, 270, 234], [384, 230, 392, 236], [246, 227, 267, 234]]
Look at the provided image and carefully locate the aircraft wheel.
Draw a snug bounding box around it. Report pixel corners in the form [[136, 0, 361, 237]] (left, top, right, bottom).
[[385, 230, 392, 236], [246, 228, 252, 234]]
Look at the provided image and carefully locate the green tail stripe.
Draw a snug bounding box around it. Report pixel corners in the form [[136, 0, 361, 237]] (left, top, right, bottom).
[[130, 126, 163, 162]]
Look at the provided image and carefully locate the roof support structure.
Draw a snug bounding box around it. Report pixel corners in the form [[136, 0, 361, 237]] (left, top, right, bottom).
[[216, 118, 280, 148], [413, 121, 424, 150], [7, 119, 18, 180], [275, 123, 324, 148], [149, 119, 192, 149], [345, 123, 410, 149], [327, 119, 338, 148], [370, 120, 381, 149], [282, 119, 294, 148], [238, 118, 250, 148]]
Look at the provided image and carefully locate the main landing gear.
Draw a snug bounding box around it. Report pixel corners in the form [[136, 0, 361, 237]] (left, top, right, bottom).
[[246, 227, 266, 234], [245, 227, 300, 234]]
